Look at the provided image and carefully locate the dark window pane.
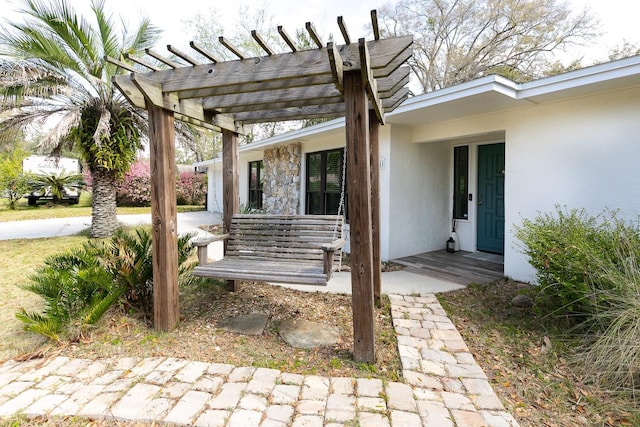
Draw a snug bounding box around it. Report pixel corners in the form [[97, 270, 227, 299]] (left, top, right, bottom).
[[307, 153, 321, 192], [325, 193, 340, 215], [248, 160, 263, 209], [453, 146, 468, 219], [307, 193, 323, 214]]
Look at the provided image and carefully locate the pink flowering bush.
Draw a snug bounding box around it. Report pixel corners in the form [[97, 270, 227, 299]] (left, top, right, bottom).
[[112, 160, 205, 207], [176, 171, 206, 205], [116, 159, 151, 206]]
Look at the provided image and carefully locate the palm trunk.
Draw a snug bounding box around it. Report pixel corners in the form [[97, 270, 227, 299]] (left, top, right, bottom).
[[90, 167, 118, 238]]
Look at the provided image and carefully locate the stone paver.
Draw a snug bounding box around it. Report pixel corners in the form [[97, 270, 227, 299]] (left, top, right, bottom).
[[0, 294, 518, 426]]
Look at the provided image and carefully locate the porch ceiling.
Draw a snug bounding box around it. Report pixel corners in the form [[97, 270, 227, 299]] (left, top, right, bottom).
[[108, 11, 412, 132]]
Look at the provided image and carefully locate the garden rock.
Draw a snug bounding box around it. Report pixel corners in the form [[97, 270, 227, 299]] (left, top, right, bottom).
[[217, 313, 269, 335], [279, 319, 340, 349], [511, 294, 533, 308]]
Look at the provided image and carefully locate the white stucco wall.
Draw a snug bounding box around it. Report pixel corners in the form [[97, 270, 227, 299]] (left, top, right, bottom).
[[505, 86, 640, 282], [205, 151, 263, 213], [412, 85, 640, 283], [388, 126, 451, 259]]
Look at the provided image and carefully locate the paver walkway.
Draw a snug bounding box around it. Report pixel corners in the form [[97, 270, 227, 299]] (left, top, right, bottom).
[[0, 294, 518, 426]]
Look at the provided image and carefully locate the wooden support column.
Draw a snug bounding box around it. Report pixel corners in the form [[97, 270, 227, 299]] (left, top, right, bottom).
[[149, 104, 179, 332], [222, 129, 240, 292], [369, 112, 382, 308], [344, 71, 375, 363]]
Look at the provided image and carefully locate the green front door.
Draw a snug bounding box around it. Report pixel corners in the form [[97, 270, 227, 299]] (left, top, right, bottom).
[[477, 143, 505, 254]]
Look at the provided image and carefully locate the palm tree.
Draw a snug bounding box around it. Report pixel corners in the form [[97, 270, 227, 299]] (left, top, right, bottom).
[[0, 0, 160, 237]]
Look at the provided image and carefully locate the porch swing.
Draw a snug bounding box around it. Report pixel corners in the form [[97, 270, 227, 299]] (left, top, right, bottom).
[[191, 151, 347, 286]]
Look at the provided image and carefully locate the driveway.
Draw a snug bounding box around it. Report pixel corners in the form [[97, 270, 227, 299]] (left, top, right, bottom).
[[0, 211, 223, 241]]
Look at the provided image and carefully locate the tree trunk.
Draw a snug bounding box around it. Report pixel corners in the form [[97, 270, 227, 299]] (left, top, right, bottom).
[[90, 167, 118, 238]]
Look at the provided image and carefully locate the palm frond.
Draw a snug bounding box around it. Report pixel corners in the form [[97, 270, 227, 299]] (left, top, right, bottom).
[[82, 286, 124, 325], [122, 16, 161, 56], [92, 106, 111, 146], [16, 308, 62, 341], [92, 0, 119, 58], [21, 0, 99, 75], [38, 109, 82, 153]]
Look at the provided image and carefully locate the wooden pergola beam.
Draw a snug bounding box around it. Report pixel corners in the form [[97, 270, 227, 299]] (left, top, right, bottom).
[[124, 53, 160, 71], [219, 36, 246, 59], [146, 48, 182, 68], [305, 22, 323, 48], [189, 41, 220, 63], [359, 39, 385, 124], [167, 44, 200, 65], [203, 85, 342, 110], [277, 25, 299, 52], [252, 30, 275, 55], [338, 17, 351, 45], [328, 42, 344, 94]]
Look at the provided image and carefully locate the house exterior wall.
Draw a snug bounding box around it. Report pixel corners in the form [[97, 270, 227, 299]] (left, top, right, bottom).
[[412, 86, 640, 283], [388, 125, 451, 259], [206, 151, 263, 213], [200, 79, 640, 285]]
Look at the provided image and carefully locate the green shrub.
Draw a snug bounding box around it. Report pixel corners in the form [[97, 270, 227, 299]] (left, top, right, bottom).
[[97, 228, 200, 322], [514, 206, 640, 321], [16, 247, 123, 341], [17, 227, 201, 340]]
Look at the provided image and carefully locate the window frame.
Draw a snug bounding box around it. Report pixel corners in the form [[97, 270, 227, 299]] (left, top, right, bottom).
[[305, 148, 347, 218]]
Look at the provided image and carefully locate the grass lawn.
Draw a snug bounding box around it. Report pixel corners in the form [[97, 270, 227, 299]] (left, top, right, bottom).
[[0, 193, 204, 222]]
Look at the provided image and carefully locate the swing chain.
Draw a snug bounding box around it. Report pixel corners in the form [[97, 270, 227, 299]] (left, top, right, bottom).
[[333, 146, 347, 240]]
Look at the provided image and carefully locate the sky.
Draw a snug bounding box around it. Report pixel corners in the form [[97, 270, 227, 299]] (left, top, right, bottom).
[[0, 0, 639, 64]]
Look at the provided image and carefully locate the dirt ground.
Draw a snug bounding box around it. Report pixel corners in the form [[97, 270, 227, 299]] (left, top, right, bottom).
[[48, 280, 403, 382]]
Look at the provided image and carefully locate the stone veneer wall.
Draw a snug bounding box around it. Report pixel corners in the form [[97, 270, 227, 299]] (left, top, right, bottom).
[[262, 143, 301, 214]]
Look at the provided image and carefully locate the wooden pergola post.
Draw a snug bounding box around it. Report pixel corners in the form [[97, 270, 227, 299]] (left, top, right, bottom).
[[369, 113, 382, 308], [222, 129, 240, 292], [344, 71, 375, 363], [148, 104, 179, 331]]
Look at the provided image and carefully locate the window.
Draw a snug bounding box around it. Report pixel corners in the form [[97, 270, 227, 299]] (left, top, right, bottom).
[[453, 146, 469, 219], [248, 160, 263, 209], [306, 148, 347, 217]]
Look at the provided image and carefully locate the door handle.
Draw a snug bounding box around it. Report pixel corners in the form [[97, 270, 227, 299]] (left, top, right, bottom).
[[478, 194, 483, 205]]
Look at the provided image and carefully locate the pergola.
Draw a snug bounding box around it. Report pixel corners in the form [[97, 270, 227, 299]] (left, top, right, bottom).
[[108, 11, 412, 362]]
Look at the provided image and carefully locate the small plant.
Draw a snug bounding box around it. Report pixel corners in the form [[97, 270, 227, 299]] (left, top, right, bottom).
[[4, 173, 32, 209], [29, 170, 84, 204], [16, 246, 123, 341], [91, 227, 200, 323], [16, 227, 202, 340], [239, 203, 266, 214]]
